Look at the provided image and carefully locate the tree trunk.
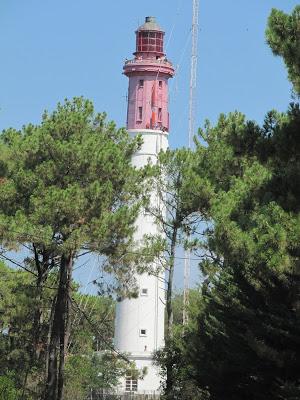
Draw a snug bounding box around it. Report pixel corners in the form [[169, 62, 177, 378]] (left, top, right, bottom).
[[44, 253, 73, 400], [32, 246, 51, 363], [33, 271, 46, 361], [45, 294, 57, 383], [165, 226, 177, 399]]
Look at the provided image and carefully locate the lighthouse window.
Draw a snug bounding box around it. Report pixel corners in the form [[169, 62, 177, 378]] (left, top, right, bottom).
[[140, 329, 147, 336], [138, 106, 143, 121], [125, 372, 138, 392], [139, 79, 144, 88], [158, 80, 162, 88], [141, 288, 148, 296], [158, 108, 162, 121]]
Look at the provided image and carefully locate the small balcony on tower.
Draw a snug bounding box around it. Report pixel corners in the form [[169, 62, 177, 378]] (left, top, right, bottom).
[[123, 57, 174, 77]]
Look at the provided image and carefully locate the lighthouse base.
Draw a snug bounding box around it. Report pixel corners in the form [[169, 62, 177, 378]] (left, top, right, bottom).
[[117, 353, 162, 396]]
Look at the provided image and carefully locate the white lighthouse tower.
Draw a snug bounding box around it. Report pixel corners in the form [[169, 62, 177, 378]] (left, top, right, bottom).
[[114, 16, 174, 394]]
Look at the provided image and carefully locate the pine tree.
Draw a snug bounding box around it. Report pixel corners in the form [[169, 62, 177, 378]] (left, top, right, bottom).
[[266, 6, 300, 96], [172, 6, 300, 398], [185, 104, 300, 399], [144, 148, 211, 399], [0, 97, 144, 400]]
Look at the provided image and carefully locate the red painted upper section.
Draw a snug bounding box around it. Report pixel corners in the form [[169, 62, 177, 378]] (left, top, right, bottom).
[[135, 31, 164, 56], [124, 17, 175, 132]]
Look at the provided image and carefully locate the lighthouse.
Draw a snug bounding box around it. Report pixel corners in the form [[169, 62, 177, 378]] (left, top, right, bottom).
[[114, 16, 175, 394]]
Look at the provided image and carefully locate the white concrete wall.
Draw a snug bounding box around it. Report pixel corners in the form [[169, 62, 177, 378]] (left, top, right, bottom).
[[114, 129, 167, 393]]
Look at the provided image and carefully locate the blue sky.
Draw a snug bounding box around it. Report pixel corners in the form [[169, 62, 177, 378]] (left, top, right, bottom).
[[0, 0, 298, 290]]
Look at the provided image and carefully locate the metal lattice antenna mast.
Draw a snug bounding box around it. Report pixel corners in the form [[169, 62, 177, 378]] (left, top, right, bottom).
[[188, 0, 199, 148], [183, 0, 199, 326]]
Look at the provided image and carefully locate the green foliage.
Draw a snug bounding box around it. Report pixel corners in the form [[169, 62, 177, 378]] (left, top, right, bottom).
[[2, 5, 300, 399], [0, 262, 39, 393], [155, 148, 212, 227], [184, 104, 300, 400], [266, 6, 300, 95], [64, 353, 127, 400], [144, 148, 211, 398], [69, 292, 115, 353], [155, 289, 209, 400], [160, 8, 300, 398], [0, 97, 144, 398], [0, 262, 126, 399], [145, 147, 212, 305], [0, 97, 142, 255], [64, 292, 132, 399], [0, 374, 20, 400]]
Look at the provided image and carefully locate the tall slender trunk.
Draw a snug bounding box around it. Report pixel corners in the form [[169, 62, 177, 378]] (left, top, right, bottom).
[[32, 246, 52, 364], [44, 253, 73, 400], [32, 245, 43, 362], [45, 294, 57, 381], [165, 226, 177, 399], [33, 271, 46, 361], [57, 254, 73, 400]]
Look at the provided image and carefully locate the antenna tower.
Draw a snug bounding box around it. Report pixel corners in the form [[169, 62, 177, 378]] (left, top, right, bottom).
[[183, 0, 199, 326]]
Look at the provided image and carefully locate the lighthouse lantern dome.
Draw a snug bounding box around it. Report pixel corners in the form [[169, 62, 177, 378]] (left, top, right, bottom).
[[135, 16, 164, 56]]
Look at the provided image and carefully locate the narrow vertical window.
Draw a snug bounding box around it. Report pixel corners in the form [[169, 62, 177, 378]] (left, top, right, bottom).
[[158, 108, 162, 121], [138, 106, 143, 120], [158, 80, 163, 88], [139, 79, 144, 88]]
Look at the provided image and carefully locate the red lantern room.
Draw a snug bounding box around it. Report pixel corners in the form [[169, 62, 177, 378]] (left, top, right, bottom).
[[135, 16, 164, 56]]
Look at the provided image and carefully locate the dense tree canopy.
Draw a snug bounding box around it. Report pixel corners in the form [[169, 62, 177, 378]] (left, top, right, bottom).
[[156, 5, 300, 400], [0, 97, 144, 399], [266, 5, 300, 95], [186, 106, 300, 400]]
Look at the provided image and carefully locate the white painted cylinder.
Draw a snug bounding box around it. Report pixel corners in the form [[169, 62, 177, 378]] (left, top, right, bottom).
[[114, 129, 167, 393]]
